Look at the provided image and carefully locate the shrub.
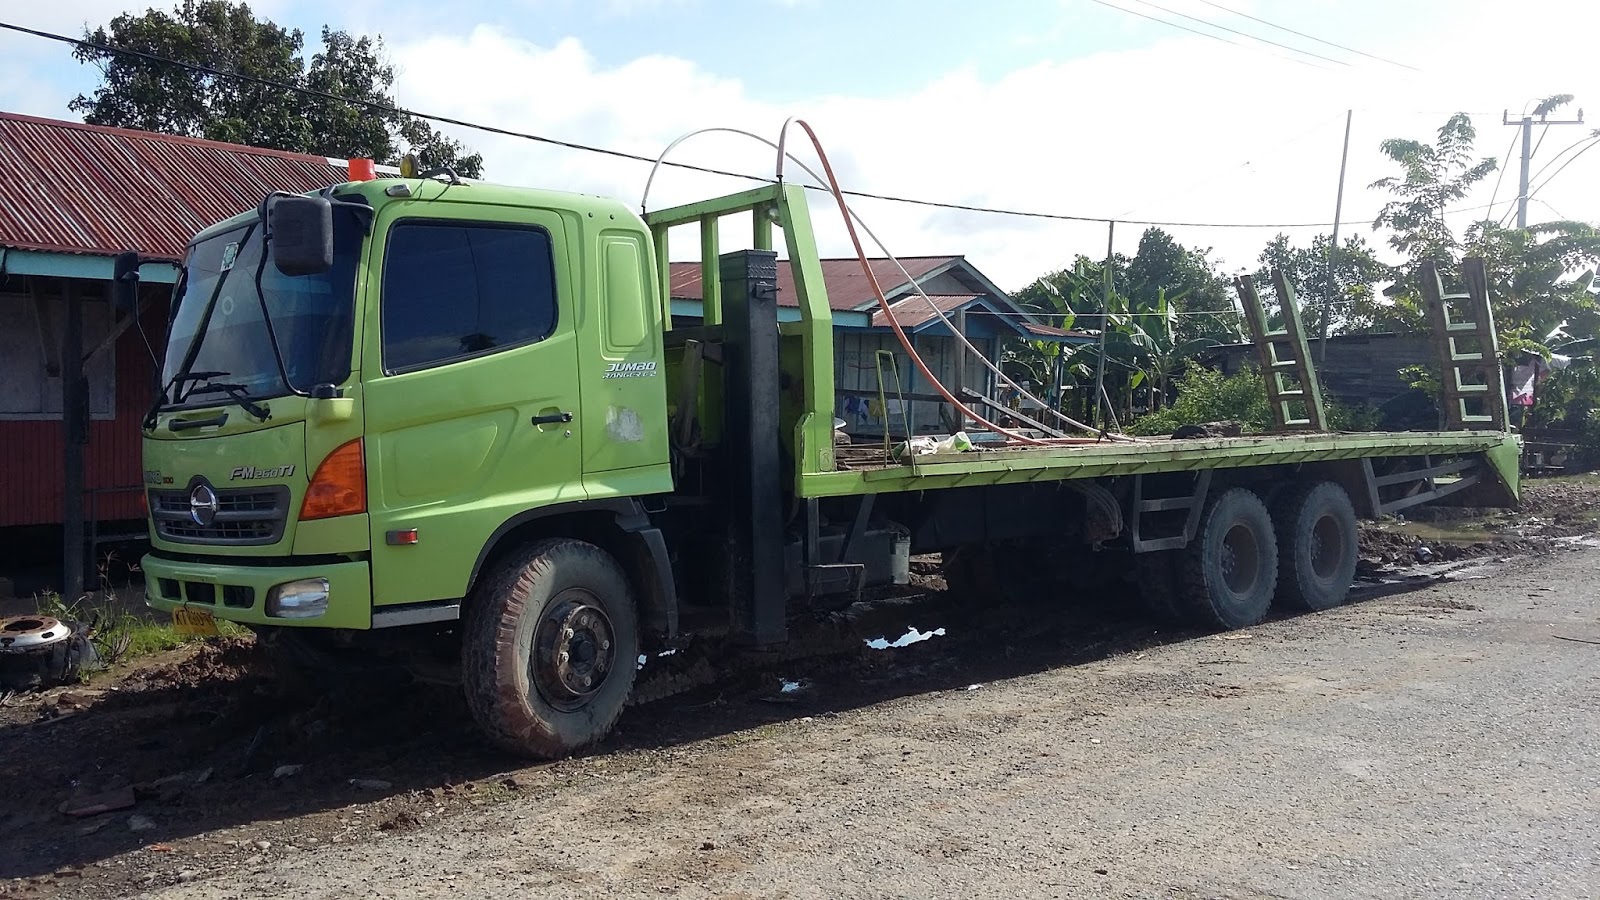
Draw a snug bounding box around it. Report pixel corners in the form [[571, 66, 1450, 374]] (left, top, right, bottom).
[[1131, 363, 1377, 436]]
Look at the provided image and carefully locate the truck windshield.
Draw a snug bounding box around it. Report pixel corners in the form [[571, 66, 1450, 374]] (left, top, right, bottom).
[[161, 209, 361, 408]]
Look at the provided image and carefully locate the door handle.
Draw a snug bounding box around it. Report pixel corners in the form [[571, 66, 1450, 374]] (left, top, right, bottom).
[[531, 411, 574, 425]]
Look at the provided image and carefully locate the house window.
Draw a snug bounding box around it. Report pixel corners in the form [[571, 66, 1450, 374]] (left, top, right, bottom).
[[381, 222, 559, 373], [0, 289, 116, 420]]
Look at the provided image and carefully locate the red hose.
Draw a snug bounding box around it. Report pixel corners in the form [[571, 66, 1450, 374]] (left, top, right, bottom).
[[790, 120, 1046, 446]]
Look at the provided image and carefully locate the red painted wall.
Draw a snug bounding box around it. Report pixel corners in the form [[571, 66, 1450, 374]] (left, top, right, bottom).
[[0, 289, 167, 527]]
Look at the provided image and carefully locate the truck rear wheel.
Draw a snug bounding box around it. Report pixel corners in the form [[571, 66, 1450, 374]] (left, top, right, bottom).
[[462, 538, 639, 758], [1272, 481, 1358, 611], [1179, 487, 1278, 630]]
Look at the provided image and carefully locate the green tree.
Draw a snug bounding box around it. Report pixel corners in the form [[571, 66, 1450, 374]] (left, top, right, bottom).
[[1254, 232, 1392, 334], [1369, 104, 1600, 429], [1368, 113, 1497, 261], [1369, 107, 1600, 360], [70, 1, 483, 177], [1124, 228, 1236, 342], [1010, 231, 1241, 422]]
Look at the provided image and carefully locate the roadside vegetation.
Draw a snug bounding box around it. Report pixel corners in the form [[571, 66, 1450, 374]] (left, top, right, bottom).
[[1005, 98, 1600, 439], [33, 558, 246, 672]]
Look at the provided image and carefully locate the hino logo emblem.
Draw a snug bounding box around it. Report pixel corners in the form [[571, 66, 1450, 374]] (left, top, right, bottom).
[[189, 482, 220, 527]]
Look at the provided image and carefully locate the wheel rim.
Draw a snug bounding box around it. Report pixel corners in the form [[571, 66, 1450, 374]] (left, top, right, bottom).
[[530, 590, 616, 711], [1310, 513, 1346, 580], [1220, 522, 1262, 595]]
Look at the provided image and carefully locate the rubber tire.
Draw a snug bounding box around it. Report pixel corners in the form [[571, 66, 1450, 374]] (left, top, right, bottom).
[[462, 538, 639, 758], [1179, 487, 1278, 630], [1134, 551, 1185, 625], [1271, 481, 1359, 612]]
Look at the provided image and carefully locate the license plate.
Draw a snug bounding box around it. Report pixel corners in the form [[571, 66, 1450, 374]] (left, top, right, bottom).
[[171, 606, 219, 637]]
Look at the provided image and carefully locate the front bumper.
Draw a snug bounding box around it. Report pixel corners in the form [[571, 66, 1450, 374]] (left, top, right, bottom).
[[142, 554, 373, 630]]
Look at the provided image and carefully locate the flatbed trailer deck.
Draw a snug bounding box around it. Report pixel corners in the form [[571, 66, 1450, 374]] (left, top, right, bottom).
[[822, 430, 1516, 489]]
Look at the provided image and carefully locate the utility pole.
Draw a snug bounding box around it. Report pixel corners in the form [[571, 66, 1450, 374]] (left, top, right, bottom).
[[1092, 221, 1114, 430], [1320, 109, 1352, 367], [1504, 108, 1585, 229]]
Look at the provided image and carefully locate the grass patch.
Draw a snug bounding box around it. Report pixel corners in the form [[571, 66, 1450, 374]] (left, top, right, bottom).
[[35, 590, 247, 668]]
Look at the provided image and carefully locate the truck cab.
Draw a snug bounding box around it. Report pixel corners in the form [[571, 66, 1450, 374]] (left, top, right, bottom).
[[142, 175, 680, 752]]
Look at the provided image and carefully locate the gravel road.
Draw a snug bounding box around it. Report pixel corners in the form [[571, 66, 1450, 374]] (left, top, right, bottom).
[[120, 545, 1600, 900]]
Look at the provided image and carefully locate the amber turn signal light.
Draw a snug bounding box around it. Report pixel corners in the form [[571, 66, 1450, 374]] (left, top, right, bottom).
[[300, 438, 366, 520]]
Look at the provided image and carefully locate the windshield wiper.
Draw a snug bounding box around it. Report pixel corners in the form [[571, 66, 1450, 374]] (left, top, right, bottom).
[[142, 370, 234, 431], [172, 370, 229, 400], [185, 382, 272, 422]]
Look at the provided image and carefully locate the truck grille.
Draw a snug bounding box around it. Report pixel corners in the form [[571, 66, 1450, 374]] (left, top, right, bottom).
[[149, 486, 291, 546]]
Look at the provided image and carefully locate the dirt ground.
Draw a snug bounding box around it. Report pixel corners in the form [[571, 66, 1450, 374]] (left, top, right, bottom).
[[3, 479, 1600, 899]]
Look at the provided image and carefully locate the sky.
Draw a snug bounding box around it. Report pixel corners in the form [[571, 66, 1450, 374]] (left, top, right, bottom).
[[1, 0, 1597, 291]]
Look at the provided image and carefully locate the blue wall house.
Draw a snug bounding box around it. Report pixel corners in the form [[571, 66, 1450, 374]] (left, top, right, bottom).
[[668, 255, 1089, 436]]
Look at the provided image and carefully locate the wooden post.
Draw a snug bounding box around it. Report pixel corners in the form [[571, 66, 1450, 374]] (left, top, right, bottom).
[[951, 308, 967, 430], [62, 280, 86, 602]]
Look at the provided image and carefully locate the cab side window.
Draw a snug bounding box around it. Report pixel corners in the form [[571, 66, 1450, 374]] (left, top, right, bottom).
[[382, 222, 558, 373]]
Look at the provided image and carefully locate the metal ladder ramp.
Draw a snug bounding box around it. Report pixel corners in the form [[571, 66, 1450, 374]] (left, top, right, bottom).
[[1419, 258, 1508, 431], [1234, 269, 1327, 431]]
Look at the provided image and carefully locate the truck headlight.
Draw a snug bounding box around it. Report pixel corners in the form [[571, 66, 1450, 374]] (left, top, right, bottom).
[[265, 578, 330, 619]]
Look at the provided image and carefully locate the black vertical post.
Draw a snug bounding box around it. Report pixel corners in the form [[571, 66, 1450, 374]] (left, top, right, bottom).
[[62, 280, 86, 602], [720, 249, 786, 645]]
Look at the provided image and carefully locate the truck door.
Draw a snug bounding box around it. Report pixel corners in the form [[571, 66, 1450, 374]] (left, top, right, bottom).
[[362, 205, 584, 608]]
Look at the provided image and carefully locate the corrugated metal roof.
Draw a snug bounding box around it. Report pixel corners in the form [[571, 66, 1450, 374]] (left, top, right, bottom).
[[1018, 321, 1096, 340], [669, 256, 957, 311], [0, 111, 350, 262], [869, 294, 979, 329]]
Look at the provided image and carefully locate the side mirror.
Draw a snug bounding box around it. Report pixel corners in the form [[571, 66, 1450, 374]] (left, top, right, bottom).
[[266, 195, 334, 276], [112, 251, 141, 312]]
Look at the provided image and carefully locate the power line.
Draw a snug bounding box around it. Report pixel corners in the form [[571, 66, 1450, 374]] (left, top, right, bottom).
[[1533, 198, 1568, 220], [0, 19, 1512, 232], [0, 20, 772, 182], [1528, 131, 1600, 187], [1496, 130, 1595, 228], [1192, 0, 1421, 71], [1528, 136, 1600, 205], [1485, 124, 1520, 221], [1124, 0, 1350, 68], [1081, 0, 1324, 69]]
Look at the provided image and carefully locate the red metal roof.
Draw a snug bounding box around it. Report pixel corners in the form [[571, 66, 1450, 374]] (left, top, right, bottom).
[[869, 294, 980, 329], [0, 111, 349, 263], [669, 256, 957, 312]]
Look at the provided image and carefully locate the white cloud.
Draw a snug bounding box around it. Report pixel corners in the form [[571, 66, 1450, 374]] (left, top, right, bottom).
[[383, 1, 1597, 290]]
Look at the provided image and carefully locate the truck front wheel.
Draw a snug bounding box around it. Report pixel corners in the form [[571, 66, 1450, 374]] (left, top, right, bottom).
[[463, 538, 640, 758], [1179, 487, 1278, 630]]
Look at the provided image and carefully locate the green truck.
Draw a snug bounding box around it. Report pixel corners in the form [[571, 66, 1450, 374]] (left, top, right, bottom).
[[125, 170, 1520, 758]]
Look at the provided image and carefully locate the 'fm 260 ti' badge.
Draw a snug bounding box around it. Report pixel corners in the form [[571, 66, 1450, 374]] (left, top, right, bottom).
[[231, 465, 296, 480], [603, 361, 658, 379]]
